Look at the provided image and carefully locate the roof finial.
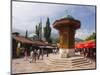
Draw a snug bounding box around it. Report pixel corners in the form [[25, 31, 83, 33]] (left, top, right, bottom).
[[65, 9, 68, 15], [64, 9, 74, 19]]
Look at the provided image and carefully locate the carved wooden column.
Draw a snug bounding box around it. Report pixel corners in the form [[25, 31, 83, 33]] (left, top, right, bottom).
[[53, 18, 80, 58]]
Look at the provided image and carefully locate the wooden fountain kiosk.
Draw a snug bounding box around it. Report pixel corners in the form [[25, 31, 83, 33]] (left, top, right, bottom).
[[53, 15, 81, 58], [45, 16, 93, 69]]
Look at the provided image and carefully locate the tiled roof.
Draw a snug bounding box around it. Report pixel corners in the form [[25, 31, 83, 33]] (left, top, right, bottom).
[[13, 35, 33, 44], [12, 35, 47, 46]]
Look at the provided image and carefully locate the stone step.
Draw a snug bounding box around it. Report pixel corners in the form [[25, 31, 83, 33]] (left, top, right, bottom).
[[45, 56, 92, 68], [72, 62, 92, 67], [72, 58, 88, 64], [72, 58, 92, 67], [72, 58, 91, 67], [71, 58, 92, 67], [48, 60, 90, 67], [45, 59, 69, 67], [71, 58, 86, 62], [48, 59, 69, 63], [48, 57, 86, 64], [50, 62, 69, 65], [72, 60, 90, 66]]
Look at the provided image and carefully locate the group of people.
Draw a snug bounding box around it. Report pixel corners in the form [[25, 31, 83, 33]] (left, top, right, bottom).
[[75, 48, 96, 60], [29, 49, 44, 63], [23, 46, 59, 63], [24, 47, 44, 63], [52, 47, 59, 54]]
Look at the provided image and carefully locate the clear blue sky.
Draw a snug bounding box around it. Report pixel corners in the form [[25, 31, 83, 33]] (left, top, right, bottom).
[[12, 1, 96, 40]]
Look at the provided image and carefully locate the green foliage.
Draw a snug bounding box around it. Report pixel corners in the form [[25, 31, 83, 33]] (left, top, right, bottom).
[[44, 17, 52, 43], [85, 32, 96, 41], [35, 25, 39, 39], [35, 21, 42, 40], [52, 37, 60, 44], [25, 30, 28, 38], [38, 22, 42, 40]]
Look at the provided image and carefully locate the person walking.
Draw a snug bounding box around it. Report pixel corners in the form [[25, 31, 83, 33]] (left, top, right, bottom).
[[41, 49, 44, 60], [46, 48, 49, 57], [53, 48, 55, 55], [37, 49, 40, 60], [29, 50, 34, 63], [33, 49, 37, 62], [24, 48, 28, 61], [16, 42, 21, 57]]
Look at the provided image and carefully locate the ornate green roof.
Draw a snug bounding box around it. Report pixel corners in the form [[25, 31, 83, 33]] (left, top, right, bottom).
[[61, 15, 74, 20], [28, 33, 37, 38]]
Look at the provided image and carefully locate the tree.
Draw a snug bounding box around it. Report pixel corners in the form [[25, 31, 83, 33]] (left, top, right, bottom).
[[25, 30, 28, 49], [35, 21, 42, 40], [51, 37, 60, 44], [44, 17, 52, 43], [85, 32, 96, 41], [25, 30, 28, 38], [38, 21, 42, 40], [35, 25, 39, 39]]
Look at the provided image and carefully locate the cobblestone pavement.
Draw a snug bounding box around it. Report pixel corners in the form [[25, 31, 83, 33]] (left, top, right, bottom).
[[12, 54, 96, 74]]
